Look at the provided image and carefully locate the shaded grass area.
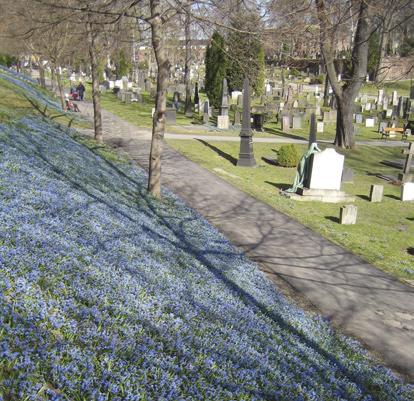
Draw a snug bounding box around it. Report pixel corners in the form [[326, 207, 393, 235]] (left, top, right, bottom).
[[167, 139, 414, 284], [0, 77, 91, 129]]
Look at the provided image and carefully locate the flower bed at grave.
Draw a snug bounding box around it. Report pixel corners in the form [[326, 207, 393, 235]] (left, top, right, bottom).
[[0, 74, 413, 400]]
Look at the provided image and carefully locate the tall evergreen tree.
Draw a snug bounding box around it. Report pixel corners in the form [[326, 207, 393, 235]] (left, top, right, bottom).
[[226, 11, 265, 96], [205, 31, 227, 108]]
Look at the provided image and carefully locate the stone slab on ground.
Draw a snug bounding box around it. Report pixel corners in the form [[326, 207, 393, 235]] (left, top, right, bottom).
[[79, 102, 414, 381]]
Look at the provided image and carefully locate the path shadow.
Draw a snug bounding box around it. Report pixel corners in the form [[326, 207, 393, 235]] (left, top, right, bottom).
[[325, 216, 339, 223], [385, 194, 400, 200], [407, 247, 414, 256], [196, 139, 237, 165], [356, 194, 370, 201], [265, 181, 290, 191]]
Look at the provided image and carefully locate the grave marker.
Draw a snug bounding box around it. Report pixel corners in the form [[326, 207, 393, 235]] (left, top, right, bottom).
[[237, 78, 256, 167], [401, 182, 414, 201], [340, 205, 358, 224], [370, 185, 383, 202], [398, 142, 414, 183]]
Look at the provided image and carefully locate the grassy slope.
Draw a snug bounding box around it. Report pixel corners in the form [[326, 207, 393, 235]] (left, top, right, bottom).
[[166, 139, 414, 284]]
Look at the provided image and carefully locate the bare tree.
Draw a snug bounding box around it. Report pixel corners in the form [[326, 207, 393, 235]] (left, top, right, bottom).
[[316, 0, 371, 149]]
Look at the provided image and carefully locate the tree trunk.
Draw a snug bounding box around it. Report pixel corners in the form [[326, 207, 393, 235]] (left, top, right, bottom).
[[51, 67, 56, 93], [323, 73, 330, 107], [147, 0, 170, 198], [39, 60, 46, 89], [335, 96, 355, 148], [87, 22, 103, 143], [54, 64, 65, 109], [184, 2, 192, 114]]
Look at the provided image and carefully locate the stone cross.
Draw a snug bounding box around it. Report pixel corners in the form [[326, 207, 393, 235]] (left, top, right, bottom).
[[308, 112, 317, 146], [237, 78, 256, 167], [220, 78, 229, 116], [398, 142, 414, 183]]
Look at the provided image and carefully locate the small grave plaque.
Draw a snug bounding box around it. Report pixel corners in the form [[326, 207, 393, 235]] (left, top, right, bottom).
[[340, 205, 358, 225], [217, 115, 229, 130], [317, 122, 324, 133], [370, 185, 383, 202]]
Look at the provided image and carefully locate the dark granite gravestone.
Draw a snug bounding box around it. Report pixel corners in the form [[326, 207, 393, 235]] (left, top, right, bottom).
[[194, 82, 199, 107], [309, 113, 317, 146], [237, 78, 256, 167], [203, 99, 209, 124]]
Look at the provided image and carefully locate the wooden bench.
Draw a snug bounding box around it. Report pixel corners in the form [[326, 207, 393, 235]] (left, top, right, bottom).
[[381, 127, 407, 141]]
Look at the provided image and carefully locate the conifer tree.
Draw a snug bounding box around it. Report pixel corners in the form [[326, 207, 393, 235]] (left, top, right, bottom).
[[205, 31, 227, 108], [226, 10, 265, 96]]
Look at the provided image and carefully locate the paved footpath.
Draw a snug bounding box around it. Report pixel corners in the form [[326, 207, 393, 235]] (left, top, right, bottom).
[[79, 103, 414, 381]]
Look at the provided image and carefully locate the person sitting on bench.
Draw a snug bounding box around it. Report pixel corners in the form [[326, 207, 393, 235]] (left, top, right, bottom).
[[65, 98, 80, 112]]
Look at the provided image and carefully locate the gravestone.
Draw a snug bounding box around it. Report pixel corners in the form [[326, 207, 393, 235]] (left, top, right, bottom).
[[293, 100, 299, 108], [292, 114, 303, 129], [217, 115, 229, 130], [365, 117, 375, 128], [377, 89, 384, 105], [383, 96, 389, 110], [234, 109, 241, 126], [340, 205, 357, 225], [370, 185, 383, 202], [237, 78, 256, 167], [365, 102, 372, 111], [317, 121, 324, 133], [410, 85, 414, 99], [282, 115, 291, 132], [392, 91, 398, 105], [220, 78, 229, 116], [124, 92, 132, 104], [386, 109, 393, 118], [398, 142, 414, 183], [341, 167, 354, 183], [307, 148, 344, 191], [309, 113, 317, 146], [165, 108, 176, 124], [355, 114, 363, 124], [401, 182, 414, 201], [361, 94, 368, 104], [398, 97, 404, 118], [378, 121, 388, 133], [203, 99, 209, 124], [144, 79, 151, 93]]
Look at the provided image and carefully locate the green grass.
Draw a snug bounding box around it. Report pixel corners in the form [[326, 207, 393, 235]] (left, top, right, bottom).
[[166, 139, 414, 284], [361, 80, 412, 97], [0, 78, 91, 129]]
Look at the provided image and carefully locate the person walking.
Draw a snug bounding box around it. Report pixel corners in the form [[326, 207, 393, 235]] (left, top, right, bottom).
[[77, 82, 85, 101]]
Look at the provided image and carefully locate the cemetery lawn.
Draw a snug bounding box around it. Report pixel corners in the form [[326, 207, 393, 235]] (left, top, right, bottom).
[[3, 72, 414, 400], [167, 139, 414, 285]]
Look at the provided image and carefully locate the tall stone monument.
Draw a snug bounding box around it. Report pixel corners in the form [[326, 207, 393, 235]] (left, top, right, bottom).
[[217, 78, 229, 129], [308, 112, 317, 146], [237, 78, 256, 167]]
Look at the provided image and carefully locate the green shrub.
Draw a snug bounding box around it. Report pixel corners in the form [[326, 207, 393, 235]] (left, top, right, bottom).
[[278, 144, 300, 167]]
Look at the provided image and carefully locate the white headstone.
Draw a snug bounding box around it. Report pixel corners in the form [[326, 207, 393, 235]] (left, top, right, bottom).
[[365, 118, 375, 128], [365, 103, 372, 111], [115, 79, 123, 88], [377, 89, 384, 105], [109, 81, 115, 89], [317, 122, 324, 133], [217, 115, 229, 130], [308, 149, 344, 191], [392, 91, 398, 105], [401, 183, 414, 201], [231, 91, 242, 100]]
